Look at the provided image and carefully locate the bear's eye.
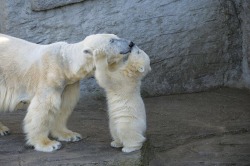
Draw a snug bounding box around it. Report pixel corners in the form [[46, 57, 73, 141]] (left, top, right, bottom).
[[110, 39, 115, 43]]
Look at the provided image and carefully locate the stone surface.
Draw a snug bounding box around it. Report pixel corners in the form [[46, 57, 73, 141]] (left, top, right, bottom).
[[0, 98, 144, 166], [0, 0, 245, 97], [150, 134, 250, 166], [0, 88, 249, 165], [30, 0, 86, 11], [239, 0, 250, 88], [146, 88, 250, 165], [221, 0, 243, 88]]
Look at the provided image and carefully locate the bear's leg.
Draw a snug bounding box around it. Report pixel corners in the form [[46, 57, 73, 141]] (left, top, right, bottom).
[[109, 121, 123, 148], [24, 90, 62, 152], [121, 131, 145, 153], [50, 82, 82, 142], [0, 122, 10, 136], [117, 123, 145, 153], [94, 50, 115, 89]]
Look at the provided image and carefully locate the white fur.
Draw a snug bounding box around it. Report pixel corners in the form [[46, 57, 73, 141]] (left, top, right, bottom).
[[94, 46, 151, 153], [0, 33, 131, 152]]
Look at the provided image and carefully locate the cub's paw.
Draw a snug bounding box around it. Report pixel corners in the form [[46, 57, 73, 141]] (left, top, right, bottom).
[[93, 49, 106, 60], [122, 146, 141, 153], [0, 125, 10, 136], [34, 139, 62, 152], [111, 141, 123, 148], [52, 130, 82, 142]]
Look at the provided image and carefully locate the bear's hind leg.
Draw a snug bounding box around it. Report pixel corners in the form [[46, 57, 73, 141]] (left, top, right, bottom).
[[121, 132, 145, 153], [117, 123, 145, 153], [109, 121, 123, 148], [0, 122, 10, 136], [50, 82, 82, 142]]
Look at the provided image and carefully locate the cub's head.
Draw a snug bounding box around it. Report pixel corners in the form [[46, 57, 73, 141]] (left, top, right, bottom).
[[83, 34, 134, 65], [123, 46, 151, 79]]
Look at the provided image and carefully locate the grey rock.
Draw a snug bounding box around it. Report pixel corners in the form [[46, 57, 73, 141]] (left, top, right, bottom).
[[239, 0, 250, 88], [150, 134, 250, 166], [0, 0, 249, 98], [30, 0, 86, 11], [146, 88, 250, 165]]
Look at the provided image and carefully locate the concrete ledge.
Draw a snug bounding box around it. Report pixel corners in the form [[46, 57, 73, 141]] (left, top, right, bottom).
[[30, 0, 86, 11]]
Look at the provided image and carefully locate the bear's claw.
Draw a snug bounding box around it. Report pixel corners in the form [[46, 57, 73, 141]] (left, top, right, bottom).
[[0, 125, 10, 136], [52, 130, 82, 142]]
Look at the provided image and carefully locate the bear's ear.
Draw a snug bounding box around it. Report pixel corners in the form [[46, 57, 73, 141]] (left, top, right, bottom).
[[83, 49, 93, 55], [137, 66, 145, 73]]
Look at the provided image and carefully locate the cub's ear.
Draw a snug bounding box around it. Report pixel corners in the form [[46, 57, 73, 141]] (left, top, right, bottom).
[[137, 66, 145, 73]]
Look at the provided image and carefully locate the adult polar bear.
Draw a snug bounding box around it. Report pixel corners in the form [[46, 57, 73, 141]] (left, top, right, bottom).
[[0, 33, 134, 152]]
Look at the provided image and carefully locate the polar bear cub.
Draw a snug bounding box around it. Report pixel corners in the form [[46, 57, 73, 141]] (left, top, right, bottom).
[[94, 46, 151, 153]]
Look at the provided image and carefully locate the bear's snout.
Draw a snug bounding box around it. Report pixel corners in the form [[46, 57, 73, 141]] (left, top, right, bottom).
[[129, 41, 134, 48]]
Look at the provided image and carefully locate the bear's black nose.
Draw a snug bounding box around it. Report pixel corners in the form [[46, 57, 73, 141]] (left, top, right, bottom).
[[129, 41, 134, 48]]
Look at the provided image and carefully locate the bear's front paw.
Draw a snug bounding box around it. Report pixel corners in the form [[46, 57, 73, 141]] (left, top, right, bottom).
[[93, 49, 106, 61], [34, 139, 62, 152], [52, 130, 82, 142], [0, 125, 10, 136], [111, 141, 123, 148]]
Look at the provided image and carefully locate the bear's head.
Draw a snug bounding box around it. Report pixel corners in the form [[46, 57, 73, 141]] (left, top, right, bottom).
[[83, 34, 134, 66], [123, 46, 151, 79]]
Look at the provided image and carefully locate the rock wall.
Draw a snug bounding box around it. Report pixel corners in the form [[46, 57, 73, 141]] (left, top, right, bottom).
[[239, 0, 250, 88], [0, 0, 244, 97]]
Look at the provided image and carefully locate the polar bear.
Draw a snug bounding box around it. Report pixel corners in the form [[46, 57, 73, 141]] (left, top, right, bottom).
[[94, 46, 151, 153], [0, 33, 134, 152]]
